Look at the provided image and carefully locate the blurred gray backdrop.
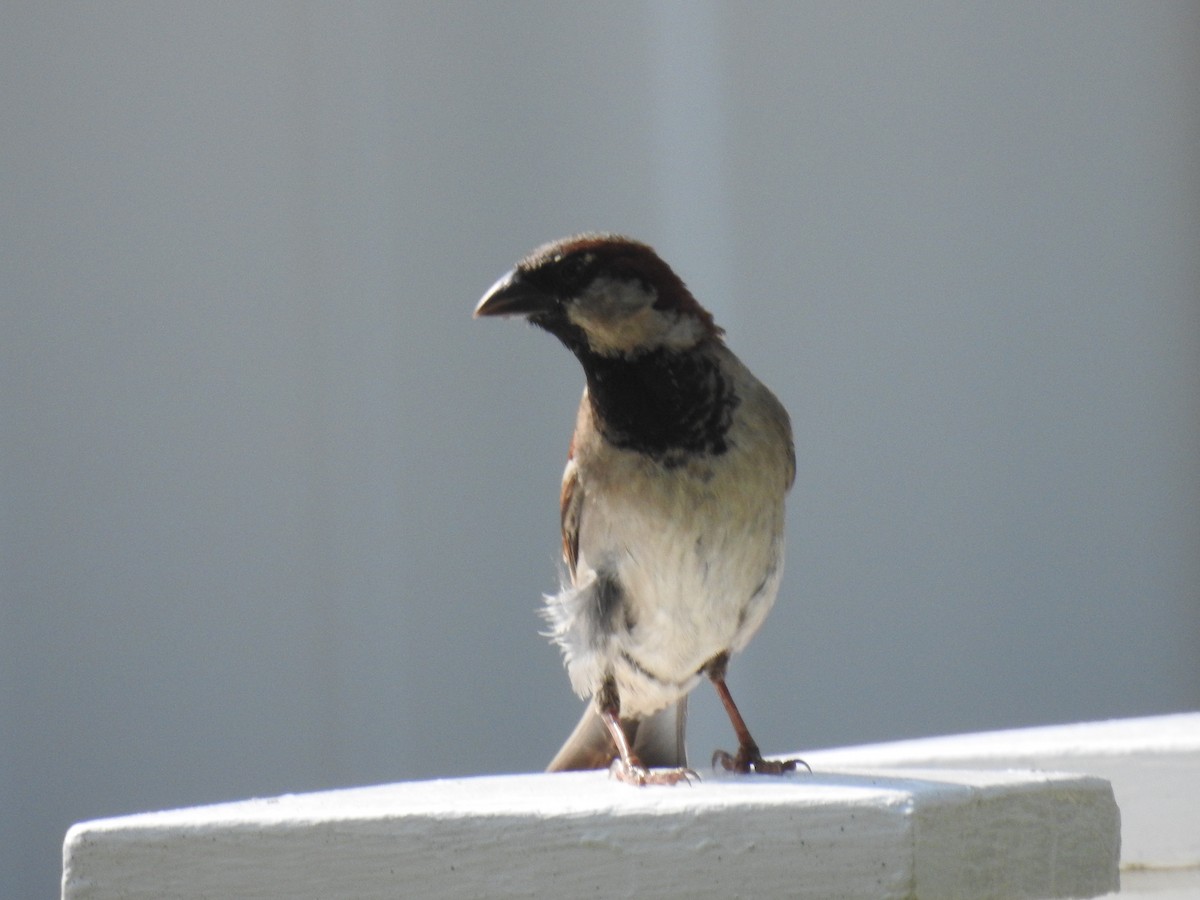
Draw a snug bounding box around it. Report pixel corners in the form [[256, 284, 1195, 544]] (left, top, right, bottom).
[[4, 3, 1198, 897]]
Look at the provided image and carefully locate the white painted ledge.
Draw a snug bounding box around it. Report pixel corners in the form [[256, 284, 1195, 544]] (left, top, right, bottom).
[[63, 765, 1119, 899], [802, 711, 1200, 870]]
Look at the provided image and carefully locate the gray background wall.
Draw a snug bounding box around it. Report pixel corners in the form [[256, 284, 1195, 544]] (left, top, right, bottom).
[[4, 3, 1197, 897]]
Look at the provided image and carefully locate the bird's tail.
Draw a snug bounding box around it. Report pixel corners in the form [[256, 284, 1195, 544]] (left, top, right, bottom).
[[545, 697, 688, 772]]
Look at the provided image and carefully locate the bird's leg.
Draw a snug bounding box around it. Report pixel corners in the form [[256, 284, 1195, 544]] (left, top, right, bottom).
[[705, 652, 810, 775], [597, 678, 696, 786]]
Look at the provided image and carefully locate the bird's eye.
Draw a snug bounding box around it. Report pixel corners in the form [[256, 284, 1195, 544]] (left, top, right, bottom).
[[556, 252, 592, 289]]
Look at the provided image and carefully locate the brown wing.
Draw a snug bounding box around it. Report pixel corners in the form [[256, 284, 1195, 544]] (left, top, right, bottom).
[[773, 393, 796, 491], [784, 431, 796, 491], [560, 452, 582, 582]]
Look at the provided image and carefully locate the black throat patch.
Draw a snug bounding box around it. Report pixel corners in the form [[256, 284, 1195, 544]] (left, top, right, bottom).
[[577, 345, 738, 464]]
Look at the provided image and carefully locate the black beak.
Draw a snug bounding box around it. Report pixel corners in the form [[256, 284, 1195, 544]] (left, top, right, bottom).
[[474, 269, 558, 319]]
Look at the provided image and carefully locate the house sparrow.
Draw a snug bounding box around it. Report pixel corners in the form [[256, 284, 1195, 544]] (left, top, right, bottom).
[[475, 234, 802, 785]]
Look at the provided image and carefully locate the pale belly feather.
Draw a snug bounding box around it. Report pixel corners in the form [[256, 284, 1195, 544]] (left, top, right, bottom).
[[552, 440, 786, 718]]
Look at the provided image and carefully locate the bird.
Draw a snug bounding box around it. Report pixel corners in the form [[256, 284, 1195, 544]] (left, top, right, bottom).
[[475, 234, 803, 785]]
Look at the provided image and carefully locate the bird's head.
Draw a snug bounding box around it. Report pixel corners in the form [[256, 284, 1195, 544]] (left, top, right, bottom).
[[474, 234, 722, 358]]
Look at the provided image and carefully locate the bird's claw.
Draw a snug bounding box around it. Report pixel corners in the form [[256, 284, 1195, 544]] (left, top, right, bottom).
[[609, 759, 699, 786], [712, 747, 811, 775]]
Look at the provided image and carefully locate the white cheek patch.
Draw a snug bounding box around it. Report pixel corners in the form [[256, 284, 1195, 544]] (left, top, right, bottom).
[[567, 278, 704, 354], [660, 314, 706, 349]]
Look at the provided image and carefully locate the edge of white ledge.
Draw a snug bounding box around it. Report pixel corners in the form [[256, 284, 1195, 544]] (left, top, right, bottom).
[[63, 764, 1121, 900], [801, 711, 1200, 869], [799, 711, 1200, 763]]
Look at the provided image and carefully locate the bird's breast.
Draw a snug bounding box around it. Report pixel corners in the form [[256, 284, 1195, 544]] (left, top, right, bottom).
[[572, 429, 787, 692]]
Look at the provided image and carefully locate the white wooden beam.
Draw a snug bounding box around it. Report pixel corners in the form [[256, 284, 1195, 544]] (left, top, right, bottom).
[[63, 764, 1118, 899], [802, 711, 1200, 870]]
